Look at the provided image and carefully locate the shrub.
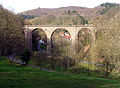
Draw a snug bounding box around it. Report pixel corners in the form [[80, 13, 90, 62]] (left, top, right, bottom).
[[20, 49, 31, 65]]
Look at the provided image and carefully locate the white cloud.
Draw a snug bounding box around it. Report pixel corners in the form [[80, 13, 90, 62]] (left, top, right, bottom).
[[0, 0, 120, 13]]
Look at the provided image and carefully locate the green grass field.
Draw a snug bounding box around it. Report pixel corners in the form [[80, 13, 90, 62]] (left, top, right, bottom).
[[0, 60, 120, 88]]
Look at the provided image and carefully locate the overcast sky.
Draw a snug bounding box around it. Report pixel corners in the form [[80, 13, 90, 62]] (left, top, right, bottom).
[[0, 0, 120, 13]]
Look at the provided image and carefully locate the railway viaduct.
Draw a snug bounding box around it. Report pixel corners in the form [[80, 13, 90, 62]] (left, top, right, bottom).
[[24, 25, 95, 51]]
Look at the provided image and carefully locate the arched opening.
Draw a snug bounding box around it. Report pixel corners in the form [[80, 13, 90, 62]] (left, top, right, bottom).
[[51, 28, 72, 56], [32, 28, 47, 51], [77, 28, 93, 54]]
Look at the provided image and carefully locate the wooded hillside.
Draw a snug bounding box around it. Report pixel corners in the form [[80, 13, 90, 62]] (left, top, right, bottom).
[[18, 3, 120, 25]]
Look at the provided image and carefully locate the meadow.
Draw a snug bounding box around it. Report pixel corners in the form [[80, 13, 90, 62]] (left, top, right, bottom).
[[0, 60, 120, 88]]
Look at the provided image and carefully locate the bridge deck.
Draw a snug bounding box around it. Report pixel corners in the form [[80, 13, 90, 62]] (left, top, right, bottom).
[[25, 25, 93, 27]]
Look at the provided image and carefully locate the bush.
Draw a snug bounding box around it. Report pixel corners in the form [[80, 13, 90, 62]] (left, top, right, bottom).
[[96, 60, 115, 78], [31, 52, 54, 69], [20, 49, 31, 65]]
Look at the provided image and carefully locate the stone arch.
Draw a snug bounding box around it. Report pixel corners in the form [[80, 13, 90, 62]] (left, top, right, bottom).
[[48, 27, 72, 39], [32, 28, 47, 51], [77, 28, 93, 53], [51, 28, 72, 51], [77, 28, 92, 34]]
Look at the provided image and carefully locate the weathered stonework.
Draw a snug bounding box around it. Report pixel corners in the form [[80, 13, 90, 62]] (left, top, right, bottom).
[[24, 25, 95, 51]]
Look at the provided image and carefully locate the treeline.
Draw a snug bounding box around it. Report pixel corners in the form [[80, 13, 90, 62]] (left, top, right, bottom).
[[0, 6, 25, 55], [30, 15, 88, 25], [19, 14, 35, 19], [100, 3, 120, 14], [100, 3, 119, 8]]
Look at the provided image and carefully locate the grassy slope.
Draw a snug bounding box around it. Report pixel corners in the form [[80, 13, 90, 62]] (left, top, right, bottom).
[[0, 60, 120, 88]]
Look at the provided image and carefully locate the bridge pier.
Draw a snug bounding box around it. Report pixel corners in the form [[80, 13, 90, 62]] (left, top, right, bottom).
[[47, 37, 51, 52], [24, 29, 32, 51]]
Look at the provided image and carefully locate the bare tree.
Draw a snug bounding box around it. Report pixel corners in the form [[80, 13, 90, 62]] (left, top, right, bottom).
[[92, 7, 120, 78]]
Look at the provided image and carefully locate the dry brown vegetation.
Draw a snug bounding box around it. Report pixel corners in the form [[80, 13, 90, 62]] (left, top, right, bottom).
[[0, 5, 25, 55]]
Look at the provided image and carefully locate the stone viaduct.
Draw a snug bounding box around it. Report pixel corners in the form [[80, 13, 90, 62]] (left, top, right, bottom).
[[24, 25, 95, 51]]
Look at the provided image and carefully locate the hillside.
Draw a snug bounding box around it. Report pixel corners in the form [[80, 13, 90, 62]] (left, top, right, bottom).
[[0, 59, 120, 88], [18, 3, 120, 25], [19, 6, 104, 18]]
